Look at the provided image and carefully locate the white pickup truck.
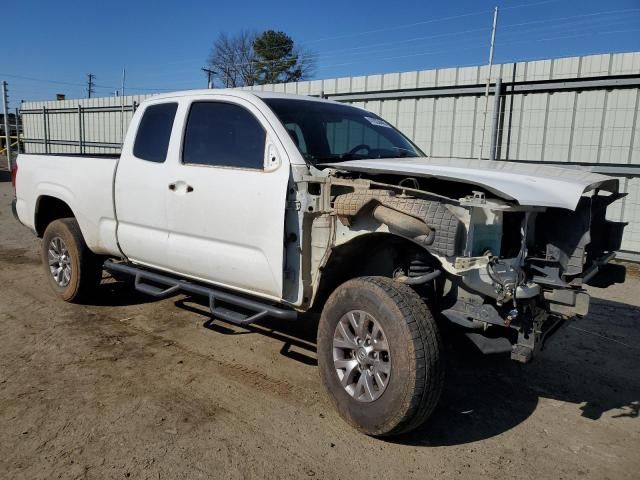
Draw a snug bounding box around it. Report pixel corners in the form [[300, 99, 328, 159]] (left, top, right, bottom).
[[12, 90, 626, 436]]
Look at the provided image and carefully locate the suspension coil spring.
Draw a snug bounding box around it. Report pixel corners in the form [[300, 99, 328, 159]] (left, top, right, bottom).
[[407, 259, 431, 278]]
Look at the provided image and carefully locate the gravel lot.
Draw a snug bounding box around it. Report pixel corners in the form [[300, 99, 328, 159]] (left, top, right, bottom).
[[1, 172, 639, 479]]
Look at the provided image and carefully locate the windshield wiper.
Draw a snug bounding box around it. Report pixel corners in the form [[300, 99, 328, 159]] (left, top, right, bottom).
[[392, 147, 419, 157], [372, 148, 419, 159], [338, 153, 367, 161]]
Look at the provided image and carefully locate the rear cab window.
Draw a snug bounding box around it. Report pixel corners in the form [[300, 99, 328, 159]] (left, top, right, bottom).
[[133, 102, 178, 163]]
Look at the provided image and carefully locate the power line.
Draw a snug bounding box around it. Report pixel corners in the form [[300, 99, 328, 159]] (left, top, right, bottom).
[[505, 27, 640, 46], [0, 72, 173, 95], [500, 0, 563, 10], [9, 27, 634, 97], [241, 26, 635, 79], [132, 8, 640, 79], [2, 69, 174, 92], [133, 9, 494, 71], [134, 28, 491, 79], [501, 10, 640, 34], [90, 6, 640, 83], [131, 0, 564, 72], [0, 72, 89, 88], [307, 10, 640, 62], [133, 18, 631, 86], [93, 83, 174, 92], [103, 26, 638, 93], [501, 6, 640, 30], [301, 10, 492, 45], [278, 13, 640, 66], [4, 6, 640, 97]]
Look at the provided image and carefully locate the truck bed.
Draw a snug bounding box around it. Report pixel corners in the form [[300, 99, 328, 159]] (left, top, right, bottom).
[[14, 154, 121, 256]]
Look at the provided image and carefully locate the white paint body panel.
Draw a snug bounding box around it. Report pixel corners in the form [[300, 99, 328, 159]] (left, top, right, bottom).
[[114, 156, 173, 270], [324, 157, 618, 210], [14, 154, 120, 256], [164, 165, 288, 298]]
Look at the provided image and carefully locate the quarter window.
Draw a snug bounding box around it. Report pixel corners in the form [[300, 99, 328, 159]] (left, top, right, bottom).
[[182, 102, 266, 169], [133, 102, 178, 163]]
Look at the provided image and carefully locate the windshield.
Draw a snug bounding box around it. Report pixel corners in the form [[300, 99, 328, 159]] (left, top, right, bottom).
[[263, 98, 423, 165]]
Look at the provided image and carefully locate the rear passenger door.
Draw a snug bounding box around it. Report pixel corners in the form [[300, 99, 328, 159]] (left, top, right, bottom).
[[165, 98, 290, 300], [115, 101, 178, 270]]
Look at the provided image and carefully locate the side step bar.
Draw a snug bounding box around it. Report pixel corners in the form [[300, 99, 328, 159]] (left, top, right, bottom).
[[104, 260, 297, 326]]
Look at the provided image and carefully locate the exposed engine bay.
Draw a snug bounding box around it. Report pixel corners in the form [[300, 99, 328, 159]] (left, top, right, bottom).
[[295, 159, 626, 363]]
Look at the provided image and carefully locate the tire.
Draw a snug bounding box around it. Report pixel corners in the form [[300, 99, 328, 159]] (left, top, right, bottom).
[[41, 218, 102, 303], [317, 276, 444, 436]]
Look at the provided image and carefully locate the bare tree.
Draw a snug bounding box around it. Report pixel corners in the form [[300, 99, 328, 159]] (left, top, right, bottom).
[[293, 47, 316, 82], [206, 31, 258, 88]]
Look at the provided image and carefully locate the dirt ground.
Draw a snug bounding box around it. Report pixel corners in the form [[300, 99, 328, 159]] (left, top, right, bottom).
[[0, 172, 639, 480]]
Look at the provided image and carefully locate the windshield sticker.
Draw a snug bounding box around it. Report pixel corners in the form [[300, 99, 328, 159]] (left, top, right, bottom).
[[365, 117, 392, 128]]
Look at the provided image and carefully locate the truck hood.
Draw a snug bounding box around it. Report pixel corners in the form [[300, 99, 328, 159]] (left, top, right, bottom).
[[323, 157, 618, 210]]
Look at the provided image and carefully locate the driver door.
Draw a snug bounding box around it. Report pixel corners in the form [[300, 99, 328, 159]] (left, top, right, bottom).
[[164, 98, 290, 300]]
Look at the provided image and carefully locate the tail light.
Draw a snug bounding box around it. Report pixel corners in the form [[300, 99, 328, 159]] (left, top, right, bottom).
[[10, 159, 17, 189]]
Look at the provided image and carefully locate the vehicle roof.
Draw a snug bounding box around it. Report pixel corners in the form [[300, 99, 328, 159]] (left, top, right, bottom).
[[142, 88, 343, 105]]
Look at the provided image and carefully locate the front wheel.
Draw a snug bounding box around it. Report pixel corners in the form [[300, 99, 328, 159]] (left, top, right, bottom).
[[317, 276, 444, 436]]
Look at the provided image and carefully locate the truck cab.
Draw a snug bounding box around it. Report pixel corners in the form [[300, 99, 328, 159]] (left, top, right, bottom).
[[115, 93, 293, 301]]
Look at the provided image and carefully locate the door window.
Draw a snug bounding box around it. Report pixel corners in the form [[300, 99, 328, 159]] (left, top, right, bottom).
[[182, 102, 266, 169]]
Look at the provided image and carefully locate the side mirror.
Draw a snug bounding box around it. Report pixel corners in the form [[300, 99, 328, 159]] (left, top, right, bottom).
[[265, 142, 281, 172]]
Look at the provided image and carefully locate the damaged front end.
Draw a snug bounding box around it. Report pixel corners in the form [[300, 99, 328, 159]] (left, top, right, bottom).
[[443, 186, 626, 363], [306, 165, 626, 363]]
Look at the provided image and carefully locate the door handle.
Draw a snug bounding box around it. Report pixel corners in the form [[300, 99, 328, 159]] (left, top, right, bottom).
[[168, 182, 194, 193]]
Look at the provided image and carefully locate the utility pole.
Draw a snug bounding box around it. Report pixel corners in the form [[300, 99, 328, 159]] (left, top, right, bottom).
[[201, 67, 216, 89], [15, 107, 21, 154], [87, 73, 96, 98], [120, 67, 126, 146], [478, 6, 499, 160], [2, 81, 11, 170], [121, 67, 126, 99]]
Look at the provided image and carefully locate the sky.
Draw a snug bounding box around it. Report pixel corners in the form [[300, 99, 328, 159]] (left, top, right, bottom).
[[2, 0, 640, 103]]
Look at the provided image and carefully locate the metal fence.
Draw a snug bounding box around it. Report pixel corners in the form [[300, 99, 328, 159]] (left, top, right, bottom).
[[19, 95, 151, 155], [18, 52, 640, 258]]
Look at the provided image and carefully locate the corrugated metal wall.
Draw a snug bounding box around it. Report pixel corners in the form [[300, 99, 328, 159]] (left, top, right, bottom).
[[20, 52, 640, 256]]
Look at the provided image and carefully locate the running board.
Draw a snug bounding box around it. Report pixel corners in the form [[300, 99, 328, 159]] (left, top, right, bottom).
[[104, 260, 297, 326]]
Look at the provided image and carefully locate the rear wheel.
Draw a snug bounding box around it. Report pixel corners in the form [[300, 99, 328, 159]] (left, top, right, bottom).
[[317, 276, 444, 436], [41, 218, 102, 302]]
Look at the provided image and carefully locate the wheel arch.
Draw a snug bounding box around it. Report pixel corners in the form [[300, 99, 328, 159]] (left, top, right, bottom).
[[311, 232, 439, 311], [34, 195, 76, 237]]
